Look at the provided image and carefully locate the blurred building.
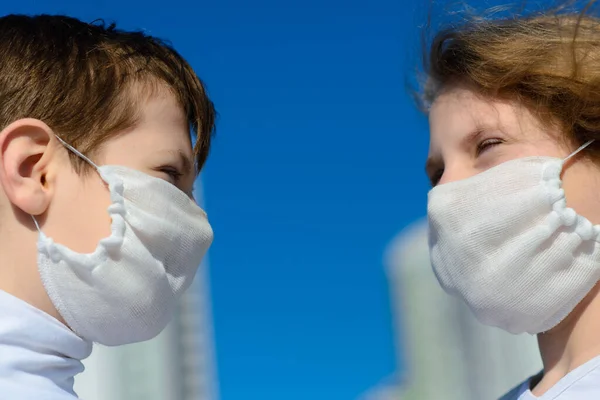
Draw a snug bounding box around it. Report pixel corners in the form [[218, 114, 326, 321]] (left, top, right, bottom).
[[359, 376, 403, 400], [361, 219, 542, 400], [74, 185, 218, 400]]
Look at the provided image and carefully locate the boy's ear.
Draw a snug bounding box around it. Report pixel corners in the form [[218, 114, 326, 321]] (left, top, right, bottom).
[[0, 118, 56, 216]]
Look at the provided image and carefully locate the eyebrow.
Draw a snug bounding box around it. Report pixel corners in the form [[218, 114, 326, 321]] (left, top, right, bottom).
[[461, 128, 485, 151], [168, 150, 194, 175]]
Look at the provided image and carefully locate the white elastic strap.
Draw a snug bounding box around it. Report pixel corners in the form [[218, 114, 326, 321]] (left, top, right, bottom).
[[31, 215, 41, 232], [564, 139, 595, 163], [54, 135, 99, 169]]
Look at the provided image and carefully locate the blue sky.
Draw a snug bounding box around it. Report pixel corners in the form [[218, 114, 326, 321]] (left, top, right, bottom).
[[3, 1, 433, 399]]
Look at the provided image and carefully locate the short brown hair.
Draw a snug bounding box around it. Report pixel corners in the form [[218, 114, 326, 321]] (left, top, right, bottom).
[[0, 14, 215, 172], [419, 1, 600, 154]]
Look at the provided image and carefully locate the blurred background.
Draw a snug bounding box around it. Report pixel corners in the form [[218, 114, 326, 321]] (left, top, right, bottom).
[[2, 0, 545, 399]]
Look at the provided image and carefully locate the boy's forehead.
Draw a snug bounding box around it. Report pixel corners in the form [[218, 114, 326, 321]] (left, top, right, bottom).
[[98, 94, 193, 163], [125, 77, 211, 171]]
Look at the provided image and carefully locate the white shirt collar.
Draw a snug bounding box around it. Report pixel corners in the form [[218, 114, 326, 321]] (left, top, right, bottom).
[[0, 289, 92, 399]]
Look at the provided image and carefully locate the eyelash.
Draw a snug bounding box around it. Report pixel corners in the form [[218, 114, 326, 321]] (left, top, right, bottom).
[[476, 138, 503, 156], [429, 138, 504, 186], [159, 166, 183, 182]]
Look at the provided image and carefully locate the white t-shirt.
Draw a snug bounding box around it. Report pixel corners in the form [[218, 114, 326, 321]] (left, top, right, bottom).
[[0, 289, 92, 399], [500, 355, 600, 399]]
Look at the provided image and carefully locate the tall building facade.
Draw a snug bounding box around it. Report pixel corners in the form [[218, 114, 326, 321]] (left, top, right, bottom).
[[74, 185, 218, 400], [361, 219, 542, 400]]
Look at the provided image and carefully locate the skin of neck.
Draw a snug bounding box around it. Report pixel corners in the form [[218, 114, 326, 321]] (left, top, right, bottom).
[[533, 283, 600, 395]]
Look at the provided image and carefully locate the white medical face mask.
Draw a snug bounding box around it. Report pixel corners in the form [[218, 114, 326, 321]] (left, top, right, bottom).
[[428, 141, 600, 334], [34, 136, 213, 346]]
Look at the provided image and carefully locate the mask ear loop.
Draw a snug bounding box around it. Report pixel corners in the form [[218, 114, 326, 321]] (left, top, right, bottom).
[[54, 135, 99, 170], [31, 135, 100, 231], [564, 139, 595, 163]]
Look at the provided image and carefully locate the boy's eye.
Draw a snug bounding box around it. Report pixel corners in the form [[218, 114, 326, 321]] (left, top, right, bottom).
[[157, 166, 183, 183], [153, 165, 196, 196]]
